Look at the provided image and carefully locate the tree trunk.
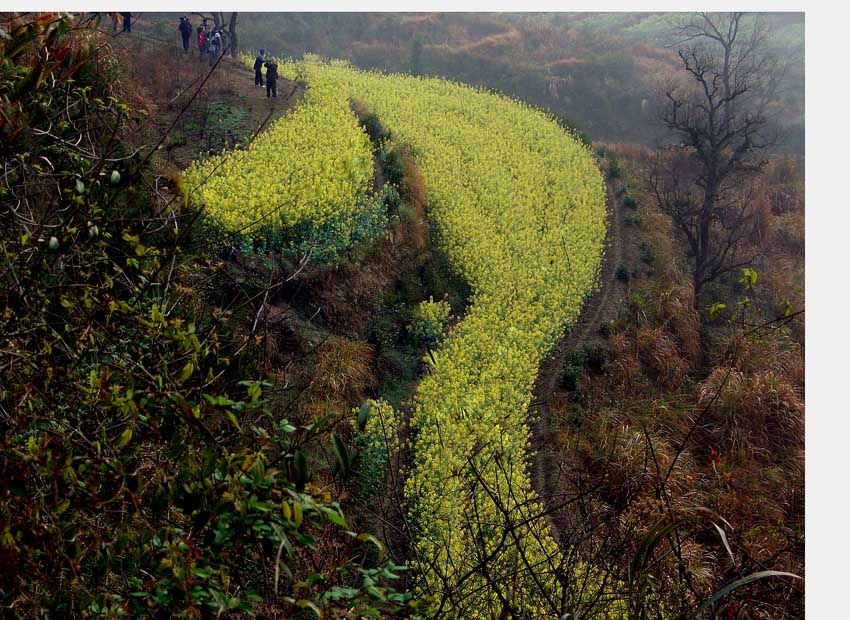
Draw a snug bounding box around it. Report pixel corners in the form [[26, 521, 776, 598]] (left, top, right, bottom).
[[228, 12, 238, 57]]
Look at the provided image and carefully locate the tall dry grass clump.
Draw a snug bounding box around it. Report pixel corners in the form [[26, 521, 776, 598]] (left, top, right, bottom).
[[696, 366, 803, 459], [635, 326, 690, 389], [311, 336, 376, 405]]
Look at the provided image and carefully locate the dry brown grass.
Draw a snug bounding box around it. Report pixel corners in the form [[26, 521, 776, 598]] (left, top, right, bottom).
[[696, 366, 803, 460], [545, 146, 805, 612], [650, 284, 701, 361], [634, 326, 689, 389], [400, 149, 427, 214], [311, 335, 376, 404], [609, 332, 645, 390]]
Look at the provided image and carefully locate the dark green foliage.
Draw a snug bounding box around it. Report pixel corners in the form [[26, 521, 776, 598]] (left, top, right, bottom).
[[380, 183, 402, 216], [360, 111, 392, 144], [607, 154, 622, 179], [616, 264, 631, 282], [561, 365, 582, 392], [567, 405, 585, 428], [379, 144, 405, 187], [598, 320, 612, 339], [563, 344, 610, 382], [582, 343, 611, 375], [418, 245, 472, 314], [623, 194, 637, 209], [0, 15, 415, 619], [204, 100, 250, 150], [222, 192, 389, 263], [639, 241, 656, 266], [624, 213, 642, 226], [556, 114, 592, 147], [332, 433, 353, 478]]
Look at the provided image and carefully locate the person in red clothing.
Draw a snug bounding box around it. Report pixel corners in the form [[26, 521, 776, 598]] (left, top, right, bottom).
[[196, 26, 207, 61]]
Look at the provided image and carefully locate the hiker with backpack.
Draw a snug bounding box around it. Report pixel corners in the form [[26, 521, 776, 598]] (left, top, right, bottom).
[[264, 57, 278, 99], [178, 16, 193, 53], [254, 49, 265, 87]]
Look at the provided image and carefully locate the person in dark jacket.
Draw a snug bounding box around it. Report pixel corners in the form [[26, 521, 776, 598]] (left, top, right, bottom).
[[264, 58, 278, 98], [253, 49, 265, 87], [121, 12, 132, 33], [178, 17, 193, 53]]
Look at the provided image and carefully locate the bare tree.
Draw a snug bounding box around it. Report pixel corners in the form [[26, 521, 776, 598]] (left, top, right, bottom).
[[649, 12, 787, 308]]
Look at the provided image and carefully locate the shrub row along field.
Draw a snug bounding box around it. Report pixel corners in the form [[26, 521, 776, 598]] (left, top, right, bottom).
[[184, 66, 374, 253], [231, 55, 607, 615]]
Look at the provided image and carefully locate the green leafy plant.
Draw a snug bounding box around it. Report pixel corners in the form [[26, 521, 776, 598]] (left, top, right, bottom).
[[0, 14, 415, 619]]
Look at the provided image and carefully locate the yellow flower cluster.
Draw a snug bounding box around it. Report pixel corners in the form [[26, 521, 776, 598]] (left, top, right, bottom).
[[184, 61, 373, 239], [410, 296, 452, 345], [225, 56, 609, 616]]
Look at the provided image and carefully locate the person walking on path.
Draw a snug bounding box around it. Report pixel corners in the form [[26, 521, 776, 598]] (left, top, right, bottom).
[[253, 49, 265, 87], [178, 17, 193, 53], [121, 12, 132, 33], [264, 57, 278, 99], [197, 25, 207, 61], [208, 29, 222, 67]]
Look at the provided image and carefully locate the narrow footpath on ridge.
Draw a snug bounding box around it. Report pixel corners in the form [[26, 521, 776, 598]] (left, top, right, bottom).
[[530, 162, 633, 544], [112, 18, 305, 170]]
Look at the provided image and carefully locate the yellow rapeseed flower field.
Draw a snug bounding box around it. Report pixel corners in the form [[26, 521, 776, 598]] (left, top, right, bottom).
[[216, 55, 609, 616], [184, 62, 373, 243]]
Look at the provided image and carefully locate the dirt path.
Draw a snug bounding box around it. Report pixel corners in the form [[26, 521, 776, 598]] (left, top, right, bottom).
[[115, 25, 304, 168], [529, 166, 634, 543]]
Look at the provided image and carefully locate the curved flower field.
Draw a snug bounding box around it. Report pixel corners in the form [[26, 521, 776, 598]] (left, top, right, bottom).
[[206, 55, 608, 616], [184, 68, 374, 244]]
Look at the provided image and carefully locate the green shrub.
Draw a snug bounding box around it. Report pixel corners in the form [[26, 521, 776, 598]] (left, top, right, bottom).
[[582, 343, 611, 375], [607, 155, 622, 179], [562, 364, 582, 391], [639, 241, 657, 265], [379, 144, 405, 186], [381, 183, 402, 215], [624, 213, 642, 226], [623, 194, 637, 209], [0, 17, 414, 618], [360, 111, 392, 144], [564, 347, 589, 369], [616, 264, 631, 282], [352, 400, 401, 499]]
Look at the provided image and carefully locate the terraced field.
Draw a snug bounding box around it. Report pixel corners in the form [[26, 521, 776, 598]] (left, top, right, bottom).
[[197, 55, 607, 616]]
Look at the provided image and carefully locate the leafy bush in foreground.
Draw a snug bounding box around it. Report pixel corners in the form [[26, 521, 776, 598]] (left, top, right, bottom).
[[0, 14, 413, 619]]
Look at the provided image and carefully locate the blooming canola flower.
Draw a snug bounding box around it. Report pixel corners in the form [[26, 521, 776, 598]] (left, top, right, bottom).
[[204, 55, 610, 617]]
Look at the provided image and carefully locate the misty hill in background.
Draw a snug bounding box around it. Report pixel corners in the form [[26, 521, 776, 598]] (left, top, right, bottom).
[[220, 12, 802, 151]]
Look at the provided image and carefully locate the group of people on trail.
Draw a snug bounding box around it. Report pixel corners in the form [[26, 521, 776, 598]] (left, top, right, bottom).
[[177, 17, 283, 100], [253, 49, 279, 99], [189, 18, 225, 67]]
